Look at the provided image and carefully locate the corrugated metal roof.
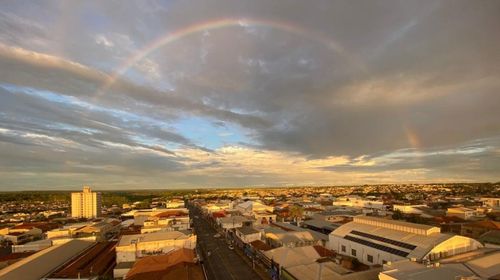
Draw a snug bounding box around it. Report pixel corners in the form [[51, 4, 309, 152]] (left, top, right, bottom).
[[0, 240, 94, 280]]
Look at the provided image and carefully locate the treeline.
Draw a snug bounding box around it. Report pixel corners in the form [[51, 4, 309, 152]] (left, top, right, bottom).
[[0, 192, 70, 202]]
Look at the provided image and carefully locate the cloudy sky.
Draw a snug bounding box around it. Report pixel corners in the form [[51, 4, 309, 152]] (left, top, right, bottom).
[[0, 0, 499, 190]]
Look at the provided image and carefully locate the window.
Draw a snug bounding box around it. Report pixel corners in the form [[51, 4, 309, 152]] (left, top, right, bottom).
[[351, 249, 356, 256], [341, 245, 346, 252], [367, 254, 373, 263]]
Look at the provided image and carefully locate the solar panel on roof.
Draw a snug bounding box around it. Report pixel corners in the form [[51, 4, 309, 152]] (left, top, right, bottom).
[[344, 235, 410, 258], [350, 230, 417, 250]]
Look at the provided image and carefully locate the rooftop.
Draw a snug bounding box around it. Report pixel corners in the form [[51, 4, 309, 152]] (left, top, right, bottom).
[[479, 230, 500, 245], [125, 248, 203, 280], [118, 231, 190, 246], [353, 216, 440, 235], [155, 210, 189, 218], [47, 241, 117, 278], [0, 240, 94, 280], [237, 226, 260, 235], [250, 240, 272, 251], [382, 249, 500, 280], [330, 217, 468, 260], [303, 219, 340, 231], [263, 246, 320, 268]]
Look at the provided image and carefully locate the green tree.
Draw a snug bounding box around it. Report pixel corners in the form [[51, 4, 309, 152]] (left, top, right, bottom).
[[392, 210, 404, 220], [289, 205, 304, 222]]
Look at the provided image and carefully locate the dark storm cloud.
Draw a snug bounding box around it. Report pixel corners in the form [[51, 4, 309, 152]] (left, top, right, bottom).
[[0, 86, 194, 151], [158, 0, 500, 157], [0, 44, 271, 130], [0, 0, 499, 188]]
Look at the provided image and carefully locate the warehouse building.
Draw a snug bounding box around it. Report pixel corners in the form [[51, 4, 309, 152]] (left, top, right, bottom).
[[0, 240, 94, 280], [328, 216, 483, 265]]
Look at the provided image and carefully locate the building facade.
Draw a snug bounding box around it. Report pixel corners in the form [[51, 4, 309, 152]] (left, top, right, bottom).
[[71, 186, 102, 218]]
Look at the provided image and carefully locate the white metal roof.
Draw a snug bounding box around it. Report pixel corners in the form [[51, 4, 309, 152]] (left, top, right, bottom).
[[330, 218, 455, 259]]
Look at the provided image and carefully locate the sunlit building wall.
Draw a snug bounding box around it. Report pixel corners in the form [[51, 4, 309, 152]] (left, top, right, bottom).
[[71, 186, 102, 218]]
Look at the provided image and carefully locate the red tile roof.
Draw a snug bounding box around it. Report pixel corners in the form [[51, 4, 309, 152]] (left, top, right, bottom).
[[48, 241, 117, 278], [126, 248, 202, 280], [466, 220, 500, 230], [11, 222, 58, 232], [0, 252, 35, 262], [250, 240, 272, 251], [155, 210, 188, 218], [212, 211, 226, 218], [313, 245, 335, 257]]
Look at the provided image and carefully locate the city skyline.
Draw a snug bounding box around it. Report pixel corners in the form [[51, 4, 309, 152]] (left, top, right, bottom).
[[0, 0, 499, 190]]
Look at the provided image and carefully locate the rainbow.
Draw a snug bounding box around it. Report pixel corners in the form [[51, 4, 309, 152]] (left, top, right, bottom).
[[96, 17, 365, 96]]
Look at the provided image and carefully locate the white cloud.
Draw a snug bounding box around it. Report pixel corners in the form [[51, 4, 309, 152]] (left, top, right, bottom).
[[95, 34, 114, 49]]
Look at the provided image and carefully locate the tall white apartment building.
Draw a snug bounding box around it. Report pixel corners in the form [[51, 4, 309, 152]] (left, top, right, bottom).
[[71, 186, 102, 218]]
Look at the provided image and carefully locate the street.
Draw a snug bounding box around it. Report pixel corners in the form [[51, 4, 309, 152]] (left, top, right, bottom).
[[189, 205, 267, 280]]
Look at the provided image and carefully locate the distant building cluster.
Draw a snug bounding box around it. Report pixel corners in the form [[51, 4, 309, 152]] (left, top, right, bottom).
[[0, 183, 498, 279]]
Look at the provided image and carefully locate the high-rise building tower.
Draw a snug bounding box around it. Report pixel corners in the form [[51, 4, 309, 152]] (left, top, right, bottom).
[[71, 186, 102, 218]]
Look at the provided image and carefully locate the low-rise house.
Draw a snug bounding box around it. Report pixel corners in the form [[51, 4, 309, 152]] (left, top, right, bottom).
[[302, 219, 340, 234], [446, 207, 477, 220], [480, 197, 500, 210], [132, 208, 189, 226], [313, 209, 361, 223], [265, 227, 316, 248], [166, 199, 185, 209], [272, 222, 329, 246], [235, 201, 274, 216], [393, 204, 433, 217], [201, 201, 234, 214], [73, 220, 119, 241], [141, 210, 190, 233], [263, 246, 321, 269], [303, 208, 324, 219], [0, 225, 43, 245], [217, 216, 252, 230], [124, 248, 203, 280], [261, 245, 372, 279], [46, 223, 88, 240], [116, 231, 196, 262], [11, 239, 51, 253], [333, 196, 385, 210], [235, 226, 261, 244], [461, 220, 500, 239], [297, 202, 322, 209], [254, 211, 277, 225], [283, 258, 382, 280], [479, 230, 500, 248]]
